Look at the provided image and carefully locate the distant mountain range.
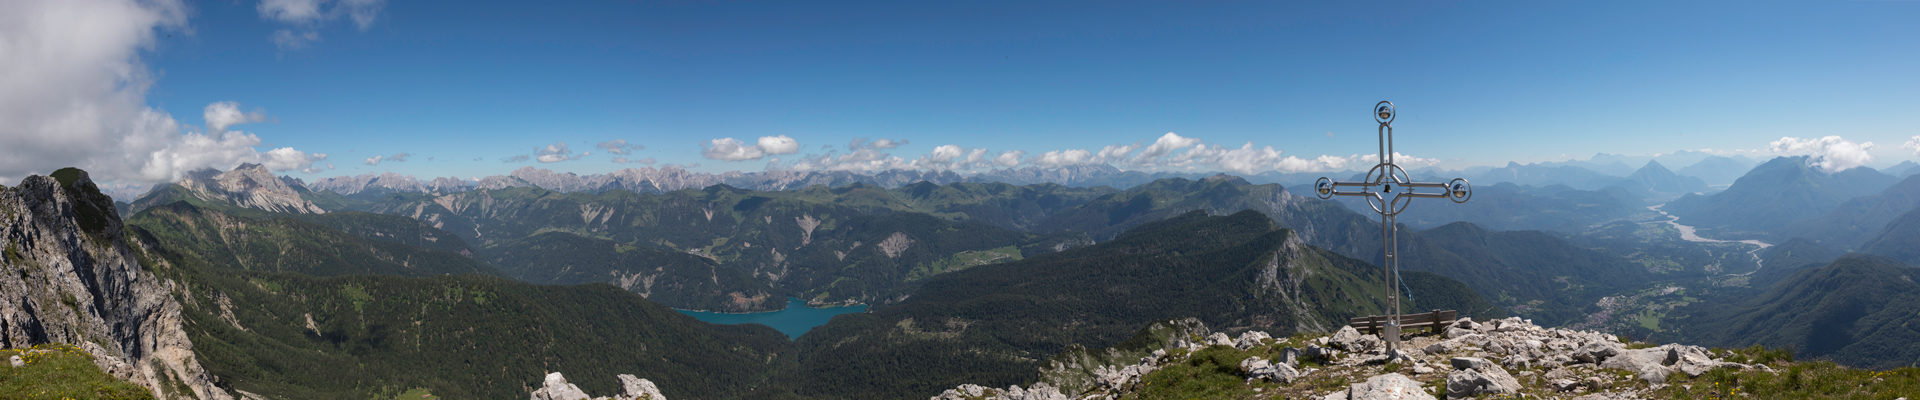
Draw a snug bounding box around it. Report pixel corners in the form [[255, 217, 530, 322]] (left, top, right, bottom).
[[1774, 174, 1920, 249], [1665, 156, 1897, 238], [300, 164, 1218, 197]]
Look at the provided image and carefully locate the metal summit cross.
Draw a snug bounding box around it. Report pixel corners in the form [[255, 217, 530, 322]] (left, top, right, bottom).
[[1314, 101, 1472, 356]]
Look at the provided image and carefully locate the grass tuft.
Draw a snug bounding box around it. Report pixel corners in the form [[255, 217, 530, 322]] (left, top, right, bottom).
[[0, 343, 155, 400]]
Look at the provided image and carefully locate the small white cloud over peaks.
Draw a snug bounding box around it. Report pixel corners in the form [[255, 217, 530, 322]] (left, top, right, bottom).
[[1770, 136, 1874, 173], [536, 142, 587, 163], [1097, 144, 1138, 161], [703, 138, 763, 161], [758, 135, 800, 155], [703, 135, 802, 161], [928, 145, 965, 163], [1033, 149, 1095, 166], [994, 150, 1025, 167], [597, 139, 642, 155], [1903, 136, 1920, 156], [263, 148, 328, 173], [204, 101, 268, 134], [1136, 132, 1201, 161], [363, 155, 382, 165]]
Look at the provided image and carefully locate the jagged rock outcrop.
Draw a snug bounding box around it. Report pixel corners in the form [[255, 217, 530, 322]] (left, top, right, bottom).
[[134, 163, 324, 214], [1, 169, 232, 399], [1445, 357, 1520, 397], [934, 316, 1762, 399], [529, 372, 668, 400]]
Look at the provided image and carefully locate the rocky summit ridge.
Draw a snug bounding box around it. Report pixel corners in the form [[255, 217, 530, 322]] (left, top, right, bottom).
[[140, 163, 325, 214], [1, 169, 231, 399], [935, 317, 1771, 400]]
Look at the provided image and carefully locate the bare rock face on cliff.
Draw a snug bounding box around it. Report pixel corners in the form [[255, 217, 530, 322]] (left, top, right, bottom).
[[134, 163, 324, 214], [0, 169, 232, 399]]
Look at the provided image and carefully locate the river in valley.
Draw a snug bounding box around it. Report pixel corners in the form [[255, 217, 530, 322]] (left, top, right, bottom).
[[1647, 204, 1773, 276]]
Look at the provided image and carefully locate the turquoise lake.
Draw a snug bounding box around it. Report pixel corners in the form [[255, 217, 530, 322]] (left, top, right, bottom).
[[677, 298, 868, 339]]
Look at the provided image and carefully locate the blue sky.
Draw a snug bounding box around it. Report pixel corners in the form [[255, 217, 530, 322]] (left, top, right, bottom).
[[6, 0, 1918, 184]]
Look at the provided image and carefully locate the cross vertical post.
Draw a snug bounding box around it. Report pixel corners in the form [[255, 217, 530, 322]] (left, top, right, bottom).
[[1314, 101, 1473, 357]]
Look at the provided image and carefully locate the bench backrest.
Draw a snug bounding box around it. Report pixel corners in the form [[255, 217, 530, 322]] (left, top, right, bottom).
[[1348, 310, 1457, 328]]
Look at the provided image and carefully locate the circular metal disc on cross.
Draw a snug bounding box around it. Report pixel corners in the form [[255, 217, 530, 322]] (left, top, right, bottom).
[[1314, 101, 1472, 355]]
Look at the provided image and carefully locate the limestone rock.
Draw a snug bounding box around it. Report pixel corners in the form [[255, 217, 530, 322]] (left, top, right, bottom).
[[1234, 330, 1272, 350], [1347, 373, 1436, 400], [1277, 347, 1302, 367], [1329, 325, 1364, 350], [531, 372, 670, 400], [1305, 344, 1342, 362], [1206, 332, 1234, 347], [1445, 358, 1520, 398], [932, 382, 1067, 400], [616, 374, 667, 400], [7, 355, 20, 367], [531, 372, 592, 400], [1600, 347, 1674, 384], [1240, 357, 1302, 384]]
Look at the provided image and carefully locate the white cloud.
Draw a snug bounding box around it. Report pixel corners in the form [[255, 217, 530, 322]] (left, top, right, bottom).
[[535, 141, 587, 163], [611, 157, 656, 165], [1097, 144, 1138, 161], [1136, 132, 1202, 161], [704, 135, 802, 161], [910, 145, 996, 171], [597, 139, 641, 155], [501, 155, 531, 163], [703, 137, 763, 161], [256, 0, 387, 50], [0, 0, 327, 186], [870, 138, 906, 149], [263, 147, 328, 173], [1033, 149, 1095, 166], [1903, 135, 1920, 156], [364, 155, 383, 165], [204, 101, 267, 134], [927, 145, 965, 163], [994, 150, 1024, 167], [1770, 136, 1874, 173], [758, 135, 800, 155]]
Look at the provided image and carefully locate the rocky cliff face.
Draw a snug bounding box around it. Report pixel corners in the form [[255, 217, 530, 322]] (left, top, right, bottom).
[[0, 169, 232, 400]]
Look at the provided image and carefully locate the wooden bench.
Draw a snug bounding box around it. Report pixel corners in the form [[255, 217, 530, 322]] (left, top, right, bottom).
[[1348, 309, 1457, 336]]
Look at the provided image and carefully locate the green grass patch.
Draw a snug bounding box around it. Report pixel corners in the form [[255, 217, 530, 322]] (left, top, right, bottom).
[[1659, 361, 1920, 399], [1634, 309, 1663, 332], [906, 245, 1023, 281], [0, 344, 156, 400], [1123, 346, 1263, 400], [391, 387, 437, 399], [341, 284, 374, 312]]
